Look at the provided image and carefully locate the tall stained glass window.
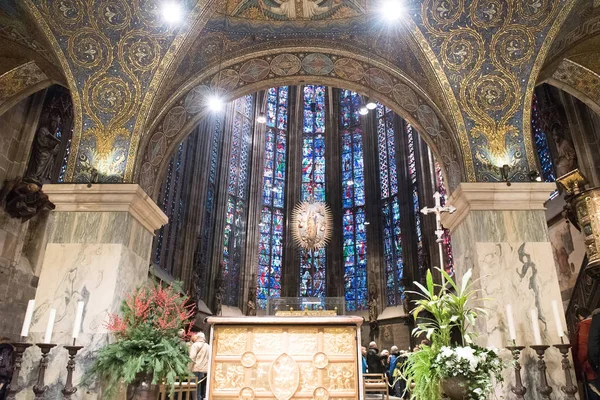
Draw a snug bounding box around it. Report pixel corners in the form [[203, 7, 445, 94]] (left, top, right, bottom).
[[257, 87, 289, 309], [406, 123, 425, 275], [300, 85, 327, 297], [434, 159, 454, 277], [341, 90, 368, 311], [376, 103, 404, 306], [532, 94, 556, 182], [222, 94, 254, 306]]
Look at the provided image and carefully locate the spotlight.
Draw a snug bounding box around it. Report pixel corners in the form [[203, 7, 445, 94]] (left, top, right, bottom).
[[162, 2, 182, 24], [529, 170, 542, 182], [257, 113, 267, 124], [347, 180, 354, 186], [379, 0, 405, 22], [366, 100, 377, 110], [207, 94, 224, 112], [359, 106, 369, 115], [364, 221, 371, 226]]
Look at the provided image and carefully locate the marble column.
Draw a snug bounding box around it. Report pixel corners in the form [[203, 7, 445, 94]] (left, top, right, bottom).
[[441, 182, 577, 400], [16, 184, 167, 400]]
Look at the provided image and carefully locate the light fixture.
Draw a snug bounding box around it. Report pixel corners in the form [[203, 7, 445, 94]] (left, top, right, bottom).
[[366, 100, 377, 110], [347, 180, 354, 186], [162, 2, 183, 24], [359, 105, 369, 115], [257, 112, 267, 124], [208, 94, 224, 112], [379, 0, 405, 22], [500, 164, 511, 186], [364, 221, 371, 226], [529, 170, 542, 182]]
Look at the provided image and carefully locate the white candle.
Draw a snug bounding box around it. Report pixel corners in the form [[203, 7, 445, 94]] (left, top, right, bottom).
[[531, 309, 542, 345], [552, 300, 564, 338], [43, 309, 56, 344], [72, 301, 84, 340], [505, 304, 517, 341], [20, 299, 35, 338]]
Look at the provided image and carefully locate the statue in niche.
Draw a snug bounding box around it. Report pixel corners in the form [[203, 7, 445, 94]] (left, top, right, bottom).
[[25, 112, 61, 185], [552, 126, 578, 178], [368, 289, 379, 341], [214, 262, 226, 316], [246, 274, 257, 316], [1, 178, 55, 222]]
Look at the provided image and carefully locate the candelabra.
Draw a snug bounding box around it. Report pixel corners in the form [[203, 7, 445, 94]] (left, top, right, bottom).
[[32, 343, 56, 398], [6, 342, 32, 400], [506, 345, 526, 399], [554, 343, 578, 399], [530, 345, 553, 399], [60, 345, 83, 399]]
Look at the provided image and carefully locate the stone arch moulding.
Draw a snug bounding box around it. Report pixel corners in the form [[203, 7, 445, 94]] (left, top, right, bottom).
[[542, 58, 600, 117], [135, 48, 467, 200], [0, 61, 53, 117]]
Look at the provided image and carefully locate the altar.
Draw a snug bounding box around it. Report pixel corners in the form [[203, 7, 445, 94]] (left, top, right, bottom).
[[206, 316, 364, 399]]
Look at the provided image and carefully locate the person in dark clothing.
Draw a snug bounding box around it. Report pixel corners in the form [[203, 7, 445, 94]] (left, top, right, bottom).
[[366, 341, 385, 374], [0, 338, 13, 400], [588, 309, 600, 398]]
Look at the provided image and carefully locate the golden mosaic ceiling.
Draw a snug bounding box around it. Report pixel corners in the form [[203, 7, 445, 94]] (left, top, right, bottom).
[[0, 0, 594, 188]]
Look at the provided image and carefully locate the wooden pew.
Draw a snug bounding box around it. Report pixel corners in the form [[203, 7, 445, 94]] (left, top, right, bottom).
[[364, 373, 389, 399], [158, 376, 198, 399]]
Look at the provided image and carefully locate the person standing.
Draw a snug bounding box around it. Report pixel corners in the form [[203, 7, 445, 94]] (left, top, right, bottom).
[[0, 338, 13, 400], [366, 341, 384, 375], [189, 332, 210, 400], [361, 346, 368, 374]]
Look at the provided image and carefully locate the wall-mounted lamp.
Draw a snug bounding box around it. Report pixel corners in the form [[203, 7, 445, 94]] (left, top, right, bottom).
[[528, 170, 542, 182], [500, 164, 511, 186], [257, 112, 267, 124], [87, 168, 99, 188]]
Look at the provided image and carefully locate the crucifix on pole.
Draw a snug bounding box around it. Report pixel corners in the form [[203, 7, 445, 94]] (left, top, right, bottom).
[[420, 192, 456, 288]]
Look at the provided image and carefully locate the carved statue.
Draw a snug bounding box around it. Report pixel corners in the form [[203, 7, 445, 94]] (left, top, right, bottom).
[[368, 289, 379, 341], [552, 126, 578, 178], [246, 300, 256, 316], [215, 262, 226, 316], [1, 178, 55, 222], [25, 113, 61, 184]]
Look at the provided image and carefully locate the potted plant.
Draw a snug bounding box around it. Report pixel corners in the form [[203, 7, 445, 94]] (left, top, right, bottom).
[[88, 283, 195, 399], [403, 269, 504, 400]]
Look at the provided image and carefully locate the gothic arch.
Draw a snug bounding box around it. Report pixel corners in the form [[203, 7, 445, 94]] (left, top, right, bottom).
[[135, 47, 466, 200], [0, 61, 53, 116], [544, 58, 600, 117]]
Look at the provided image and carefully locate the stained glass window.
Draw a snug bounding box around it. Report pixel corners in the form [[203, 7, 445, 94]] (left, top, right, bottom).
[[532, 94, 556, 182], [194, 116, 224, 300], [300, 85, 327, 298], [341, 90, 368, 311], [406, 123, 425, 275], [434, 159, 455, 277], [257, 87, 289, 309], [376, 103, 404, 306], [222, 94, 254, 306]]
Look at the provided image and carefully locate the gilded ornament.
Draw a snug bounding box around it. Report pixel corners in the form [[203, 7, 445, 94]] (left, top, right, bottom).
[[241, 351, 257, 368], [491, 25, 535, 67], [364, 68, 393, 93], [239, 387, 255, 399], [139, 162, 155, 193], [50, 0, 85, 26], [148, 132, 167, 166], [301, 53, 334, 75], [269, 353, 300, 400], [119, 32, 161, 72], [291, 201, 333, 251], [422, 0, 465, 30], [333, 58, 364, 81], [94, 0, 132, 30], [469, 0, 507, 29], [239, 59, 271, 82], [0, 62, 48, 103], [440, 29, 482, 71], [162, 106, 187, 138], [68, 29, 111, 69], [312, 352, 329, 369], [184, 85, 212, 113], [313, 387, 330, 400], [270, 54, 302, 76], [392, 83, 419, 112], [211, 69, 240, 92]]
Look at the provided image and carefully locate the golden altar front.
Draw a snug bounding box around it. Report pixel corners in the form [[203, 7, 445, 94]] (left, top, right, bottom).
[[206, 316, 364, 400]]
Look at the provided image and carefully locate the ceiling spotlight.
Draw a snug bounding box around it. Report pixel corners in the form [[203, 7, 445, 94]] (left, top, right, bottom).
[[366, 100, 377, 110], [257, 113, 267, 124], [207, 94, 224, 112], [162, 2, 183, 24], [347, 180, 354, 186], [359, 106, 369, 115], [380, 0, 405, 22], [364, 221, 371, 226]]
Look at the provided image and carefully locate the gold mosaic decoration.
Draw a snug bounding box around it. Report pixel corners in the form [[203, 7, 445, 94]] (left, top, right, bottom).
[[0, 62, 48, 104], [209, 324, 359, 399], [291, 201, 333, 251]]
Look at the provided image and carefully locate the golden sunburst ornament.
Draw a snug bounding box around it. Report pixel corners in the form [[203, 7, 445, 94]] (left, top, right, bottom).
[[290, 201, 333, 251]]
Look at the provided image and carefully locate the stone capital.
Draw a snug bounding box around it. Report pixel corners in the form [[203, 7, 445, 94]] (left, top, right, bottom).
[[42, 183, 168, 233], [441, 182, 557, 231]]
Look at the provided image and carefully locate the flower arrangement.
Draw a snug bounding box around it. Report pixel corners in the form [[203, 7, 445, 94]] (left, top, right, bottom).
[[432, 345, 503, 400], [403, 268, 504, 400], [87, 283, 195, 398]]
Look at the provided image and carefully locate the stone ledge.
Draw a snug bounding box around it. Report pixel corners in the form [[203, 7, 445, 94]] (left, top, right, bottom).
[[42, 184, 168, 233], [441, 182, 557, 231]]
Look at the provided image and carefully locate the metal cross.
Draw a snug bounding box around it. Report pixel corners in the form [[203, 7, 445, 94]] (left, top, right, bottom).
[[421, 192, 456, 287]]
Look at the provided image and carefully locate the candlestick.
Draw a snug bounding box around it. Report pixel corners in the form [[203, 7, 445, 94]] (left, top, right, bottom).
[[552, 300, 564, 338], [20, 299, 35, 338], [530, 309, 542, 345], [530, 345, 553, 399], [33, 343, 57, 398], [72, 301, 84, 340], [6, 342, 33, 400], [506, 345, 526, 399], [554, 343, 578, 399], [506, 304, 517, 341], [43, 309, 56, 344], [61, 345, 84, 400]]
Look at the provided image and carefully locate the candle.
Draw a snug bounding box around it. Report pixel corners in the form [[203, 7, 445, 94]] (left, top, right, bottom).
[[552, 300, 564, 338], [531, 309, 542, 345], [43, 309, 56, 344], [20, 299, 35, 338], [72, 301, 84, 340], [505, 304, 517, 341]]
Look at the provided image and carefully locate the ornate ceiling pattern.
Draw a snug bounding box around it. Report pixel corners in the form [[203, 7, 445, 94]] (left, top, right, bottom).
[[0, 61, 50, 114], [551, 58, 600, 114], [136, 48, 465, 199], [408, 0, 573, 182], [21, 0, 216, 183], [221, 0, 365, 21]]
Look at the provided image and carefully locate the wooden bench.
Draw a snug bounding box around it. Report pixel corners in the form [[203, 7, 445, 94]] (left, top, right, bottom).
[[158, 376, 198, 399], [364, 373, 389, 399]]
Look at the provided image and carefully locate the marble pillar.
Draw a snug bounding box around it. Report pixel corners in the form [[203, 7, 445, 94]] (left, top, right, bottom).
[[16, 184, 167, 400], [441, 182, 577, 400]]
